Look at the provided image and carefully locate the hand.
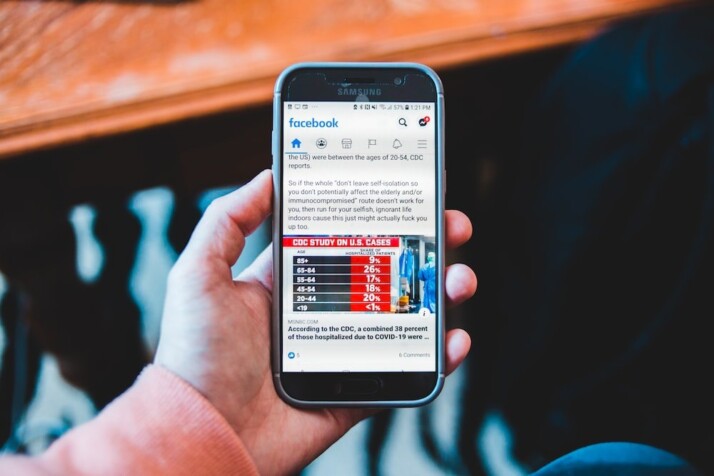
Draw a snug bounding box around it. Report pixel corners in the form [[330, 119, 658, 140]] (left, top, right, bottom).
[[154, 170, 477, 475]]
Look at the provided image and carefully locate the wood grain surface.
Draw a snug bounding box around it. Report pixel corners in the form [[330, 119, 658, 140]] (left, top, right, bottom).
[[0, 0, 701, 159]]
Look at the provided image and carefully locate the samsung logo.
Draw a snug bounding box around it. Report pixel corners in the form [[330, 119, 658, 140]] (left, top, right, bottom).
[[337, 88, 382, 96]]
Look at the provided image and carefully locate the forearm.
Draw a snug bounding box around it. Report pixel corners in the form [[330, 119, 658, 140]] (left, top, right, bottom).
[[0, 365, 258, 475]]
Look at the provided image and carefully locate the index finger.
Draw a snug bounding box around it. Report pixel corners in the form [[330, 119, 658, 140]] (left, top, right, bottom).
[[445, 210, 472, 249]]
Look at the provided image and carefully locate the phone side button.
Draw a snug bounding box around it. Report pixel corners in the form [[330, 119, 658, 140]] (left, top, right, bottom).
[[340, 378, 381, 396], [271, 129, 276, 161]]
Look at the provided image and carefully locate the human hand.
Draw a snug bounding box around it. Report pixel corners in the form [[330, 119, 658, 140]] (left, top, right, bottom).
[[154, 170, 477, 475]]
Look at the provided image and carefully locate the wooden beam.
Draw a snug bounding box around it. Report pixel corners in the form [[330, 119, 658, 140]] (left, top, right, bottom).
[[0, 0, 701, 159]]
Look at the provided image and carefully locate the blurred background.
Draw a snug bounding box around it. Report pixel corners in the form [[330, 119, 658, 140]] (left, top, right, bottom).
[[1, 1, 712, 474]]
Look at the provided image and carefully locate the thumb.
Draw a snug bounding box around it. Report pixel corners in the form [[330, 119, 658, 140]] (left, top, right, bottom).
[[176, 170, 273, 277]]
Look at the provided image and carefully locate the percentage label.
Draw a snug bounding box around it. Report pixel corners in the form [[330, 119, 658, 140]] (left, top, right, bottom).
[[362, 293, 381, 302]]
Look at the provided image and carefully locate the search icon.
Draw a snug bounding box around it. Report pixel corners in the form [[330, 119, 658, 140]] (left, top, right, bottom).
[[398, 118, 407, 127]]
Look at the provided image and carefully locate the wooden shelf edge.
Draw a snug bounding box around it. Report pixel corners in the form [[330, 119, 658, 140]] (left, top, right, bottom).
[[0, 3, 687, 160]]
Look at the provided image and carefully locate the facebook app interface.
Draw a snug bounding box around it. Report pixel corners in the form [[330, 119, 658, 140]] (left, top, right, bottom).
[[282, 101, 438, 372]]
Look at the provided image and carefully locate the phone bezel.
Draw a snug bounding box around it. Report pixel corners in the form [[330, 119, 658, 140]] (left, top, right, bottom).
[[271, 62, 445, 408]]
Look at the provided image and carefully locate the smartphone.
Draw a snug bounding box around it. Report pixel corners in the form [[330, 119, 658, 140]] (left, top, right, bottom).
[[272, 62, 445, 407]]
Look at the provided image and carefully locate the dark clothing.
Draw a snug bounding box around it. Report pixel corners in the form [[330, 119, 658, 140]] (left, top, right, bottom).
[[533, 442, 702, 476], [493, 5, 714, 474]]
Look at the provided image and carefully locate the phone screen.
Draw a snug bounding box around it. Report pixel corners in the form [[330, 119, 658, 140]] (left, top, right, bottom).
[[280, 98, 440, 373]]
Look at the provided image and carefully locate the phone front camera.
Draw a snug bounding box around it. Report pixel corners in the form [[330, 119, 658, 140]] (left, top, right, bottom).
[[394, 77, 403, 85]]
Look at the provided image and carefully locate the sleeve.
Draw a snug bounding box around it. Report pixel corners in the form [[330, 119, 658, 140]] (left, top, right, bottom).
[[0, 365, 260, 476]]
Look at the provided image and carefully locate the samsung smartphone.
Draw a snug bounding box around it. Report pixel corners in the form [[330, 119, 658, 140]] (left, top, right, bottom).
[[272, 62, 445, 407]]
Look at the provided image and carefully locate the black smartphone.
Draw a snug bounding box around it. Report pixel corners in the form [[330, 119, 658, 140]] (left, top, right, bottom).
[[271, 62, 445, 407]]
